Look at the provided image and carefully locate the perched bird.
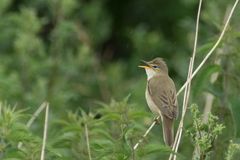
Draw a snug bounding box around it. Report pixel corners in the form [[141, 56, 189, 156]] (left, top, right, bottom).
[[139, 57, 178, 146]]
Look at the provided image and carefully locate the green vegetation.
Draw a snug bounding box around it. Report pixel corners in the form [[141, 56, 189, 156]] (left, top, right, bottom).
[[0, 0, 240, 159], [187, 104, 225, 160]]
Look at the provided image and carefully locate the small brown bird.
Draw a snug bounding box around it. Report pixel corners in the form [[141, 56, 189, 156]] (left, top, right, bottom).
[[139, 57, 178, 146]]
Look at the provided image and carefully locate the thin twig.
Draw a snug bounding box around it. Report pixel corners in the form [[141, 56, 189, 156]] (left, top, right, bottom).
[[133, 0, 239, 151], [191, 0, 202, 72], [85, 124, 92, 160], [132, 142, 136, 160], [133, 119, 157, 150], [40, 103, 49, 160], [27, 102, 48, 128], [18, 102, 48, 149]]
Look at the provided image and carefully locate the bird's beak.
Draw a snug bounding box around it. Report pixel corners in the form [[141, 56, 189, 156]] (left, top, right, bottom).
[[138, 60, 151, 69], [138, 65, 151, 69]]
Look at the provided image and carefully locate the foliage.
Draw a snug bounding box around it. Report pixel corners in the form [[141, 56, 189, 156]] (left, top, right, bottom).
[[0, 98, 171, 160], [187, 104, 225, 160], [0, 103, 60, 160], [0, 0, 240, 159], [225, 140, 240, 160]]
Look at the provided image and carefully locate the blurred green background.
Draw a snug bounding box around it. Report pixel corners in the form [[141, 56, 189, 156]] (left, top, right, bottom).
[[0, 0, 240, 159]]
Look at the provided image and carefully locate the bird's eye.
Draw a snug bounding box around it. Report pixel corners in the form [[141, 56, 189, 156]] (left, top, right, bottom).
[[152, 65, 159, 69]]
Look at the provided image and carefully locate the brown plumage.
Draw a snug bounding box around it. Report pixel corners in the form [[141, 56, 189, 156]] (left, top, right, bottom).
[[139, 57, 178, 146]]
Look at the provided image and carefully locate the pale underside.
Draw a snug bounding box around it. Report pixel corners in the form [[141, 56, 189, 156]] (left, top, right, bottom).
[[144, 68, 178, 119]]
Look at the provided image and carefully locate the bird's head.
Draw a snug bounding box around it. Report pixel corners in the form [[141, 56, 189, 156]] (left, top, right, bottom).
[[139, 57, 168, 79]]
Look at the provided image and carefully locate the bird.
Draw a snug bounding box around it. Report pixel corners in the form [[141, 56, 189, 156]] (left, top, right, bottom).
[[139, 57, 178, 146]]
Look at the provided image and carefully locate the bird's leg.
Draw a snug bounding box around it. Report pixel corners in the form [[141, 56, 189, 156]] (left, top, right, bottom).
[[154, 117, 161, 124]]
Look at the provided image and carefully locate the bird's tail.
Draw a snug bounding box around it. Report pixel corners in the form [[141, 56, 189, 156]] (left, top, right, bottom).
[[162, 115, 174, 146]]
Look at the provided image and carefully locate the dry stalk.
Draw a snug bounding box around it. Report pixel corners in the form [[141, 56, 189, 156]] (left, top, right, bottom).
[[169, 58, 193, 160], [40, 103, 49, 160], [170, 0, 203, 159], [85, 124, 92, 160], [27, 102, 48, 128], [133, 118, 158, 150], [18, 102, 48, 149]]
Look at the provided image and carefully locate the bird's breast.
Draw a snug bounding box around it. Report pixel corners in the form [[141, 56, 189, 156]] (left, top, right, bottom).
[[145, 87, 162, 116]]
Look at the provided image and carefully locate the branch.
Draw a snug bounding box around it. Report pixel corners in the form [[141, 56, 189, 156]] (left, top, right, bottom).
[[133, 118, 158, 150]]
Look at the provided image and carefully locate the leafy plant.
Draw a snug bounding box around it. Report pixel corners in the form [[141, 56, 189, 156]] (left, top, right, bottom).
[[187, 104, 225, 160], [225, 140, 240, 160]]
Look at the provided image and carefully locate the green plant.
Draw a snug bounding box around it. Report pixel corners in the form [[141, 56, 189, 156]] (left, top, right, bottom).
[[225, 140, 240, 160], [187, 104, 225, 160]]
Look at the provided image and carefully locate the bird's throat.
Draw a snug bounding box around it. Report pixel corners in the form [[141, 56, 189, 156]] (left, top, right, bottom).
[[145, 68, 158, 80]]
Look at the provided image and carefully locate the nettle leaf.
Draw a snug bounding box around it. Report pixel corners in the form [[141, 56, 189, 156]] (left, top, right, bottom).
[[100, 113, 122, 121], [91, 128, 114, 141], [188, 104, 225, 159], [91, 139, 113, 150], [138, 143, 172, 157], [45, 145, 63, 158], [129, 110, 148, 119], [49, 132, 77, 146]]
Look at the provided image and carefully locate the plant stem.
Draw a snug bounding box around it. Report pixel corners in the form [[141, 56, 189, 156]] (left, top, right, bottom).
[[40, 103, 49, 160], [85, 124, 92, 160]]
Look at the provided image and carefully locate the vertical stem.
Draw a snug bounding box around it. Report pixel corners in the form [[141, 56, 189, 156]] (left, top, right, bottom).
[[171, 0, 203, 158], [85, 124, 92, 160], [170, 58, 193, 160], [40, 103, 49, 160], [132, 146, 135, 160]]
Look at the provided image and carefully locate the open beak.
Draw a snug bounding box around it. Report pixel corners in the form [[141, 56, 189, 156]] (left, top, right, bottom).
[[138, 60, 151, 69]]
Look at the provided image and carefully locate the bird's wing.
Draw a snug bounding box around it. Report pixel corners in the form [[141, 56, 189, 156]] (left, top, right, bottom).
[[148, 76, 178, 119]]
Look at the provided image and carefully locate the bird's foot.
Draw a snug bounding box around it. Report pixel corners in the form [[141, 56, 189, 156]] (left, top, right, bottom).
[[154, 117, 161, 124]]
